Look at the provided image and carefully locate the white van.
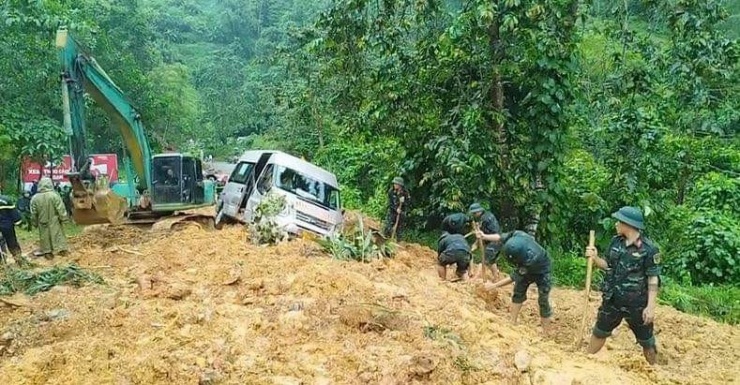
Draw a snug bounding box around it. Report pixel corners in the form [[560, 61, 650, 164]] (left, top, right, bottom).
[[215, 150, 343, 237]]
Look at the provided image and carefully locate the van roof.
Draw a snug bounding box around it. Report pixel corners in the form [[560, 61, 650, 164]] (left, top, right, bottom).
[[236, 150, 339, 188]]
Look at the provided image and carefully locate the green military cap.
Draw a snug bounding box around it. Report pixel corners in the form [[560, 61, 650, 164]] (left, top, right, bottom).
[[612, 206, 645, 230], [468, 203, 484, 214], [392, 177, 404, 187]]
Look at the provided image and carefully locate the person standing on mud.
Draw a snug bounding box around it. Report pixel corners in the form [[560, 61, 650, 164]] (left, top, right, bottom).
[[383, 177, 410, 240], [585, 206, 661, 365], [0, 194, 25, 263], [30, 177, 69, 259], [469, 203, 502, 279], [475, 230, 553, 335], [437, 219, 472, 282]]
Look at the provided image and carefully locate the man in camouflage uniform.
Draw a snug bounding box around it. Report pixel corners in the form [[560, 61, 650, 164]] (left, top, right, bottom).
[[441, 212, 470, 235], [383, 176, 410, 240], [586, 206, 661, 365], [475, 229, 553, 335], [469, 203, 502, 279], [437, 218, 472, 281], [30, 177, 69, 259]]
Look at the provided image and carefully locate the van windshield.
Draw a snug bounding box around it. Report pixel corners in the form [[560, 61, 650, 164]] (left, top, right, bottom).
[[274, 165, 340, 210]]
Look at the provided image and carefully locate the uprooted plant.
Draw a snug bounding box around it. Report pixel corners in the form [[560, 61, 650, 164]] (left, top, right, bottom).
[[0, 263, 104, 296], [316, 215, 395, 262], [247, 192, 290, 245]]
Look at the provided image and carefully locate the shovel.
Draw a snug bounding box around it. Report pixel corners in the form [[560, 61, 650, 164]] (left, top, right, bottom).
[[575, 230, 596, 346], [390, 200, 403, 241]]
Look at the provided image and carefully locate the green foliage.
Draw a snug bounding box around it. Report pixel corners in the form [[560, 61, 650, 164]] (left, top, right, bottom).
[[659, 279, 740, 325], [550, 251, 604, 289], [664, 206, 740, 285], [689, 172, 740, 214], [317, 216, 395, 262], [247, 192, 289, 245], [0, 263, 104, 296]]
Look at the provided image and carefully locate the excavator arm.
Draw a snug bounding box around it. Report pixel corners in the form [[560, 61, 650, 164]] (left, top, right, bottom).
[[57, 27, 152, 224]]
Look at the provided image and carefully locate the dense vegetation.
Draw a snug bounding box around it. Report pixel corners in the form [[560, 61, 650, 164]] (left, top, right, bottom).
[[1, 0, 738, 323]]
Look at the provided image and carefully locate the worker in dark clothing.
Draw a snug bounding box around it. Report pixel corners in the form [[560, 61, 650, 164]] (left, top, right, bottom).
[[441, 212, 470, 235], [383, 176, 410, 240], [469, 203, 502, 279], [437, 229, 472, 282], [0, 195, 25, 264], [17, 191, 33, 231], [475, 229, 553, 335], [586, 206, 661, 365]]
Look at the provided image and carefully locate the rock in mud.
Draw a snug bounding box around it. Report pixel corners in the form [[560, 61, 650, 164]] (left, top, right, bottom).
[[514, 350, 531, 372]]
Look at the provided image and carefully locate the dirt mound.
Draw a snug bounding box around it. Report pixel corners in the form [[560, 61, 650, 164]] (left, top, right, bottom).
[[1, 225, 739, 384]]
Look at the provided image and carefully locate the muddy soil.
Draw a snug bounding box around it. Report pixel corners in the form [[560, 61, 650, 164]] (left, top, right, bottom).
[[1, 225, 738, 385]]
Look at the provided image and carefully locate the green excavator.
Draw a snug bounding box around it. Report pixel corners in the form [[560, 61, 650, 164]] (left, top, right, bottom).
[[56, 27, 217, 229]]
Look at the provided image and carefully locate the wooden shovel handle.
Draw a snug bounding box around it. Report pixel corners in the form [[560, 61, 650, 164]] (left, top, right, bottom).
[[585, 230, 595, 296]]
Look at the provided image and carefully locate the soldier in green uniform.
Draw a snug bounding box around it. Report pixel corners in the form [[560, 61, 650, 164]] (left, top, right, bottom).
[[586, 206, 661, 365], [30, 177, 69, 259], [437, 218, 472, 281], [383, 177, 410, 240], [475, 229, 553, 335], [469, 203, 502, 279], [441, 212, 470, 235]]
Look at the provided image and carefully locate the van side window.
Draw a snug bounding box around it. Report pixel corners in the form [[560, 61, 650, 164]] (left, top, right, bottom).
[[229, 162, 254, 184], [257, 165, 275, 194]]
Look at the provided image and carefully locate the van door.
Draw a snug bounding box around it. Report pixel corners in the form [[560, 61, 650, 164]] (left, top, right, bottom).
[[221, 161, 254, 218], [243, 163, 275, 222], [236, 153, 272, 217]]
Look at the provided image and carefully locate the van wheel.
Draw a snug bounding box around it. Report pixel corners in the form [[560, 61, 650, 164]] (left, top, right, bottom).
[[214, 208, 226, 230]]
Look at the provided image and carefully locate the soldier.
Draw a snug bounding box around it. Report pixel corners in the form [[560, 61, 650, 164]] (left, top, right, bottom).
[[441, 212, 470, 235], [30, 177, 69, 259], [469, 203, 502, 279], [475, 230, 553, 335], [585, 206, 660, 365], [383, 176, 410, 240], [0, 195, 24, 262], [437, 219, 472, 282]]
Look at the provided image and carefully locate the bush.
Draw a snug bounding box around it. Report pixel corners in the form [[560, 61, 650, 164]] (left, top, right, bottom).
[[550, 251, 604, 289], [660, 173, 740, 285], [316, 216, 396, 262], [660, 279, 740, 325], [664, 209, 740, 285], [247, 192, 289, 245]]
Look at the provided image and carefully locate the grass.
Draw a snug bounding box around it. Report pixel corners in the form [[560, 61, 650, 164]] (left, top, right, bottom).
[[15, 222, 83, 245]]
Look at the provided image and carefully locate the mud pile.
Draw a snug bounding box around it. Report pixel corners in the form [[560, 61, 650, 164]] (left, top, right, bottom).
[[1, 225, 738, 385]]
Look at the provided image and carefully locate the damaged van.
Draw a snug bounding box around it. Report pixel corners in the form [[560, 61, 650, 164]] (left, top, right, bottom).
[[215, 150, 343, 237]]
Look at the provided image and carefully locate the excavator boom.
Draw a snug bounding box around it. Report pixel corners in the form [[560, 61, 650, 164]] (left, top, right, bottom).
[[56, 27, 215, 227]]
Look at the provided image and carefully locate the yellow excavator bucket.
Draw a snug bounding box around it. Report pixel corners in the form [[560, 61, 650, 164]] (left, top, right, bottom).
[[69, 174, 127, 225]]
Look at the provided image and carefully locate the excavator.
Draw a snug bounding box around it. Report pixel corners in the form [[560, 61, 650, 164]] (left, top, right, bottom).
[[55, 27, 217, 229]]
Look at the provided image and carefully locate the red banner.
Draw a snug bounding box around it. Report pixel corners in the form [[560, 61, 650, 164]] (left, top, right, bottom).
[[21, 154, 119, 184]]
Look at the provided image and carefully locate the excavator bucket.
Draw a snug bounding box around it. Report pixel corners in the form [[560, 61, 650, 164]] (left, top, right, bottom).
[[69, 174, 128, 225]]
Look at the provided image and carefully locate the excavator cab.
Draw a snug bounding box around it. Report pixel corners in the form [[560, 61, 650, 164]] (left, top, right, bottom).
[[151, 154, 206, 208]]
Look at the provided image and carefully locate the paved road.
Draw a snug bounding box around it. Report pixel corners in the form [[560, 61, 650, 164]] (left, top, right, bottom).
[[205, 161, 235, 176]]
